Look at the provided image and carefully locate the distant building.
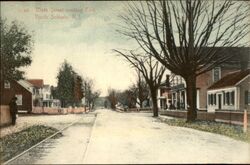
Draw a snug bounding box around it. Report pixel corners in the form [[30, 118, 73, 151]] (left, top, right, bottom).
[[157, 75, 171, 109], [27, 79, 44, 107], [0, 80, 32, 112]]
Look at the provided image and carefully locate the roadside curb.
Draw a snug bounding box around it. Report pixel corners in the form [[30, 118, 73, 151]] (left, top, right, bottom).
[[82, 113, 98, 163], [158, 115, 174, 122], [4, 117, 83, 164], [114, 109, 124, 113]]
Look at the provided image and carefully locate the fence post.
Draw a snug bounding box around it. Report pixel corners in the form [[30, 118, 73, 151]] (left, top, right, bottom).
[[243, 109, 247, 133]]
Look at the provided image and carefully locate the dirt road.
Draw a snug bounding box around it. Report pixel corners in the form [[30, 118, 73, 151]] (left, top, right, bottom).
[[6, 109, 250, 164], [83, 109, 249, 164]]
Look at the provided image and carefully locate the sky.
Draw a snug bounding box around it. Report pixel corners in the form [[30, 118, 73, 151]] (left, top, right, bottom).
[[1, 1, 249, 96], [1, 1, 140, 96]]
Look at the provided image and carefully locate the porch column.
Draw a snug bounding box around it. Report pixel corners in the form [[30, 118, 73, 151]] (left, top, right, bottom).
[[185, 90, 187, 110], [197, 89, 200, 109], [236, 87, 240, 110], [179, 91, 181, 109]]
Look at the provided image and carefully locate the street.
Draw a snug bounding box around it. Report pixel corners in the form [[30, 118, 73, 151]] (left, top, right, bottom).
[[8, 109, 250, 164], [83, 109, 250, 164]]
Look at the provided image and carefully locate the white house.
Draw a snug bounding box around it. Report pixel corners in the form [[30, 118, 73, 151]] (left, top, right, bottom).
[[19, 79, 60, 108], [207, 69, 250, 112], [42, 85, 53, 107]]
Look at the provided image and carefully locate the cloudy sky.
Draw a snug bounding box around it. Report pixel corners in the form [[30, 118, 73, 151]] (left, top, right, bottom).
[[1, 1, 142, 96], [2, 1, 249, 96]]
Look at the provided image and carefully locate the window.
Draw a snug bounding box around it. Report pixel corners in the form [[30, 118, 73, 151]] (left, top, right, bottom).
[[213, 67, 221, 82], [245, 91, 250, 105], [211, 94, 214, 105], [15, 94, 22, 106], [224, 91, 235, 105], [4, 80, 10, 89], [160, 89, 164, 96]]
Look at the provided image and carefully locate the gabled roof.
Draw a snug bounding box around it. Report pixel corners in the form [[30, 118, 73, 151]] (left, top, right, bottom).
[[18, 80, 34, 87], [208, 69, 250, 90], [27, 79, 44, 88], [15, 80, 32, 94], [18, 80, 34, 92]]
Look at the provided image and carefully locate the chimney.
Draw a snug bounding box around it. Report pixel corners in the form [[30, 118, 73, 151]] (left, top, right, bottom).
[[166, 74, 170, 88], [240, 47, 250, 71]]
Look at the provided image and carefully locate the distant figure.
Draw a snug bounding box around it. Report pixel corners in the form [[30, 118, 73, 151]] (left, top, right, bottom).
[[9, 97, 18, 125]]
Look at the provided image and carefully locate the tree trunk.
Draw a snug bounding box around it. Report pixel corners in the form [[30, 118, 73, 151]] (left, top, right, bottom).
[[185, 75, 197, 122], [139, 100, 143, 108], [150, 87, 158, 117]]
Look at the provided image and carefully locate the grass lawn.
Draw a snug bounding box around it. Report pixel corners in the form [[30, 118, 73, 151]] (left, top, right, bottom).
[[159, 117, 250, 143], [0, 125, 62, 163]]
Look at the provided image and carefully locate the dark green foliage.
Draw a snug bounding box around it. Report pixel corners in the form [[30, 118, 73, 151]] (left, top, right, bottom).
[[0, 19, 33, 81], [0, 125, 61, 162], [55, 61, 76, 107], [55, 60, 84, 107]]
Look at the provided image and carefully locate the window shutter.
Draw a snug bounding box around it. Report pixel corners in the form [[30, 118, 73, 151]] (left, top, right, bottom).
[[223, 92, 225, 105], [214, 94, 216, 105], [226, 92, 230, 105], [231, 91, 235, 105], [211, 94, 213, 105]]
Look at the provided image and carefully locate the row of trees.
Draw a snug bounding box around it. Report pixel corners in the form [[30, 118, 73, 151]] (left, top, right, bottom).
[[107, 71, 150, 110], [115, 0, 249, 121], [53, 60, 100, 108]]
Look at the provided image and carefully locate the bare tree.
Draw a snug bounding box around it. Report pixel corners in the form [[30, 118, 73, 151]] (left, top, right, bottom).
[[83, 78, 100, 110], [117, 89, 137, 108], [117, 0, 249, 121], [107, 88, 118, 109], [114, 50, 166, 117], [130, 70, 149, 108]]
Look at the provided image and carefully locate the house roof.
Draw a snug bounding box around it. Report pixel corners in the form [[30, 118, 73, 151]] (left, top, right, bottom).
[[15, 80, 32, 94], [18, 80, 34, 87], [208, 69, 250, 90], [27, 79, 44, 88]]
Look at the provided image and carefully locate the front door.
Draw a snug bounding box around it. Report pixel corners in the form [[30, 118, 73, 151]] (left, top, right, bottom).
[[218, 94, 222, 109]]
